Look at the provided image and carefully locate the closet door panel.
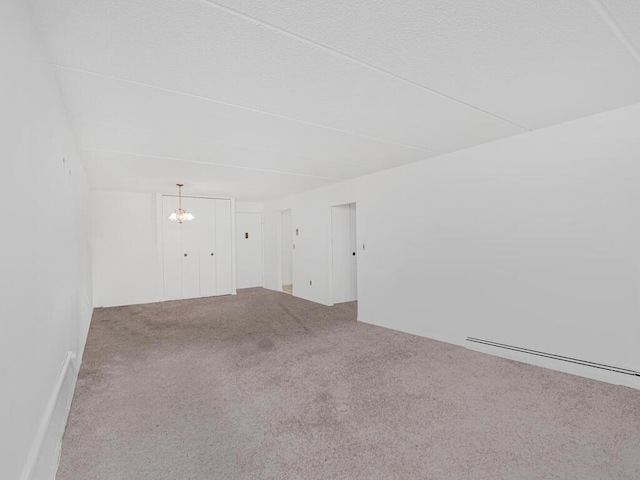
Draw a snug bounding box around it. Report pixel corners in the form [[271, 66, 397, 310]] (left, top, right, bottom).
[[197, 198, 217, 297], [180, 196, 200, 299], [162, 196, 233, 300], [215, 199, 233, 295], [162, 196, 183, 301]]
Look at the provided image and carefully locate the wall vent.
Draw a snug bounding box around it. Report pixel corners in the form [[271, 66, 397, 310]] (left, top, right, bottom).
[[466, 337, 640, 377]]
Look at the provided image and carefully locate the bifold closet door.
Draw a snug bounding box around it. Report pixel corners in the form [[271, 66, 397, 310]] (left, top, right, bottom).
[[180, 199, 200, 300], [162, 196, 216, 299], [181, 197, 216, 299], [162, 196, 233, 300], [196, 198, 216, 297], [214, 199, 233, 295]]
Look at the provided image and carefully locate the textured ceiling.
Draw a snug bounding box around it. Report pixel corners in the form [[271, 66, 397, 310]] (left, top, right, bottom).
[[32, 0, 640, 201]]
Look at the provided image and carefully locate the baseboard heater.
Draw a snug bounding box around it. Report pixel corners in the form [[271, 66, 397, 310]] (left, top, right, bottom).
[[466, 337, 640, 377]]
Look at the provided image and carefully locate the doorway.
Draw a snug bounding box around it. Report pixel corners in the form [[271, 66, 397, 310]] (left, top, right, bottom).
[[235, 212, 263, 289], [331, 203, 357, 304], [281, 209, 293, 294]]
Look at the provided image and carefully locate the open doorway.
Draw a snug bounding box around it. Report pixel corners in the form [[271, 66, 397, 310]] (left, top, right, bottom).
[[281, 209, 293, 295], [331, 203, 357, 304]]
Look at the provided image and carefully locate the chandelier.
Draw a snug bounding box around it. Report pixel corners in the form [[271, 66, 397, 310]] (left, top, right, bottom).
[[168, 183, 194, 223]]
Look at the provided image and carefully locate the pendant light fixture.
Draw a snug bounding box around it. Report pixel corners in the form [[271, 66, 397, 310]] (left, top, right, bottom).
[[168, 183, 194, 223]]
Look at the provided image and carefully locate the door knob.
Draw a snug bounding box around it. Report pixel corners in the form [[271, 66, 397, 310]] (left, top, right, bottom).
[[184, 253, 188, 257], [352, 252, 356, 256], [210, 253, 214, 256]]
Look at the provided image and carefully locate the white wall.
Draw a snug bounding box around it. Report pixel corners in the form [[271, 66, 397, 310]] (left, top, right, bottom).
[[93, 192, 241, 307], [263, 103, 640, 388], [0, 1, 93, 479], [265, 184, 356, 304], [235, 212, 264, 289], [93, 191, 163, 307], [236, 202, 264, 214], [235, 202, 265, 289]]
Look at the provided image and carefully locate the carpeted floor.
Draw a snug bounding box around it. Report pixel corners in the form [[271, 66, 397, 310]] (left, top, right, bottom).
[[58, 288, 640, 479]]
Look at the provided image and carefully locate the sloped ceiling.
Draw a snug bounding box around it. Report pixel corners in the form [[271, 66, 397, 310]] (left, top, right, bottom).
[[32, 0, 640, 200]]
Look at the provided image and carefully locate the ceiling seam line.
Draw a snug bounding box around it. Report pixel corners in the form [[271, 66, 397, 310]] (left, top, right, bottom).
[[75, 119, 381, 171], [196, 0, 531, 132], [54, 64, 439, 154], [79, 146, 346, 181], [586, 0, 640, 65]]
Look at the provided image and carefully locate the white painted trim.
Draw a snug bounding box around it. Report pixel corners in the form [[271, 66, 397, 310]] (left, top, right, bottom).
[[230, 198, 238, 295], [328, 205, 336, 306], [45, 445, 62, 480], [260, 213, 265, 288], [290, 209, 296, 297], [466, 341, 640, 390], [276, 211, 283, 292], [357, 316, 640, 390], [20, 352, 77, 480], [279, 208, 294, 294]]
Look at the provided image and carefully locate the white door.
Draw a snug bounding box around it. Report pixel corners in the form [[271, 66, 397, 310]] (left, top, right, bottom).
[[180, 196, 202, 299], [162, 196, 232, 300], [194, 198, 216, 297], [332, 203, 357, 304], [214, 199, 233, 295], [236, 212, 263, 288]]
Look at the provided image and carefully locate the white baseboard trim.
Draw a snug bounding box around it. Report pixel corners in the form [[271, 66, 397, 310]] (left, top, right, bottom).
[[20, 351, 77, 480], [465, 341, 640, 390], [45, 437, 64, 480], [357, 318, 640, 390]]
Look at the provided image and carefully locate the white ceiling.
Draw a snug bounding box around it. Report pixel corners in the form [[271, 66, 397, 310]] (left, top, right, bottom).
[[32, 0, 640, 201]]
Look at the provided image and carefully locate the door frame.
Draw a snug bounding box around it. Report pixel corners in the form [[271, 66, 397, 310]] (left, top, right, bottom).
[[278, 208, 294, 294]]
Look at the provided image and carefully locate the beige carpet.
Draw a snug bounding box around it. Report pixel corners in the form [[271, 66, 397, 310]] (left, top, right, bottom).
[[58, 288, 640, 479]]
